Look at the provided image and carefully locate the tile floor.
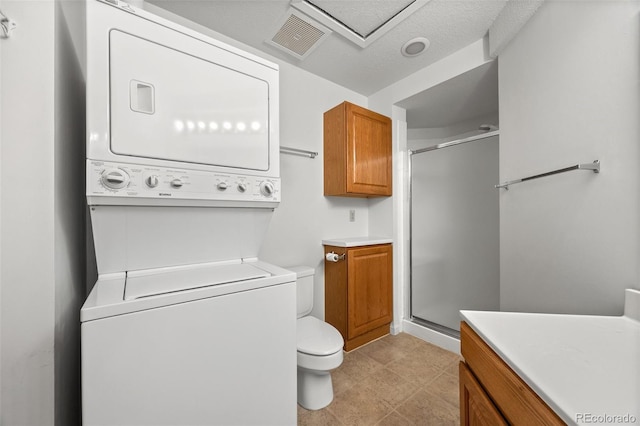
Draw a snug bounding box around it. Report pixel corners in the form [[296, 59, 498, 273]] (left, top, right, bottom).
[[297, 333, 462, 426]]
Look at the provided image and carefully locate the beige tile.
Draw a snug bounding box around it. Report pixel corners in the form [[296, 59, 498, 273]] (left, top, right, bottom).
[[424, 371, 459, 408], [298, 404, 343, 426], [356, 337, 411, 366], [375, 411, 413, 426], [358, 367, 419, 409], [386, 352, 443, 386], [381, 333, 425, 353], [395, 389, 459, 426], [444, 359, 460, 378], [327, 386, 391, 426], [297, 333, 462, 426], [335, 350, 384, 384], [331, 366, 358, 396], [411, 342, 460, 370]]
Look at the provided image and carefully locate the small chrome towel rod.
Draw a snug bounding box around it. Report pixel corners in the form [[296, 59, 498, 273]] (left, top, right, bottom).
[[280, 146, 318, 159], [496, 160, 600, 190]]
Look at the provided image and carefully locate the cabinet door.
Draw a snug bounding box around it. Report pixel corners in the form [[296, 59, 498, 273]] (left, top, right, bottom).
[[345, 103, 392, 196], [459, 362, 508, 426], [346, 244, 393, 339]]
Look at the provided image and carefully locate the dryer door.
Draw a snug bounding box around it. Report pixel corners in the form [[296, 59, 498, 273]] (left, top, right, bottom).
[[109, 30, 271, 171]]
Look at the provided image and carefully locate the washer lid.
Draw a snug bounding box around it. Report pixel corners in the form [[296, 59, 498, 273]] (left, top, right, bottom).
[[125, 262, 270, 300], [297, 316, 344, 356]]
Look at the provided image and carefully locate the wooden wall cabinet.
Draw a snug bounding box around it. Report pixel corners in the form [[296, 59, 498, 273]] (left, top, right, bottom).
[[324, 243, 393, 351], [460, 322, 565, 426], [323, 101, 392, 197]]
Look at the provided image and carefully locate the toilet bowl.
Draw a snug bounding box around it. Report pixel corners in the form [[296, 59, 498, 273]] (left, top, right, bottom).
[[289, 266, 344, 410]]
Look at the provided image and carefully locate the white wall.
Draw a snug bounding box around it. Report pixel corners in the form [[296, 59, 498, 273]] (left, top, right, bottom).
[[0, 0, 3, 409], [0, 0, 86, 424], [55, 1, 86, 424], [1, 1, 56, 423], [499, 0, 640, 315]]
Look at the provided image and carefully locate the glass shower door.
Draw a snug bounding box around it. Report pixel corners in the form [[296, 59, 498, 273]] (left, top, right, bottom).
[[410, 136, 499, 333]]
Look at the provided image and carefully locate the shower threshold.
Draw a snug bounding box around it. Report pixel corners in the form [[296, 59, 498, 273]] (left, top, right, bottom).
[[410, 316, 460, 339]]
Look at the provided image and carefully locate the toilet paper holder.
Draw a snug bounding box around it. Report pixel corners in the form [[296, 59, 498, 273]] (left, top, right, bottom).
[[325, 252, 345, 262]]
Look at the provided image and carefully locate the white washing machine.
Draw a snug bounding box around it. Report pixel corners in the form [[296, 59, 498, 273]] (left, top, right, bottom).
[[81, 1, 295, 424], [81, 258, 296, 425]]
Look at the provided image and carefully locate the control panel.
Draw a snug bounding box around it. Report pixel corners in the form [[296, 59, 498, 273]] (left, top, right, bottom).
[[87, 161, 281, 203]]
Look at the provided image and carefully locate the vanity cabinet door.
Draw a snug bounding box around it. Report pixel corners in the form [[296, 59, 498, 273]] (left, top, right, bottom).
[[460, 362, 508, 426], [324, 102, 392, 197], [347, 244, 393, 339], [324, 243, 393, 351]]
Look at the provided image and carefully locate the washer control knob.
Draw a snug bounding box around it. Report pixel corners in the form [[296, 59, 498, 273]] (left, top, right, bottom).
[[145, 175, 159, 188], [170, 178, 183, 188], [259, 181, 275, 197], [217, 181, 228, 191], [237, 183, 247, 193], [101, 168, 129, 190]]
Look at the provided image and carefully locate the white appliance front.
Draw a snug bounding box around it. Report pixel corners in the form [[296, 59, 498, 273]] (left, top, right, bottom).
[[87, 0, 279, 177], [82, 2, 294, 425], [81, 261, 297, 426]]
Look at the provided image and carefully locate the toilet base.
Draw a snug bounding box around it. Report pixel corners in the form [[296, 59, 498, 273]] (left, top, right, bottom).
[[297, 366, 334, 410]]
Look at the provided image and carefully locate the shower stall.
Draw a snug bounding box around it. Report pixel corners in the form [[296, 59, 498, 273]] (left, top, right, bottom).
[[409, 130, 500, 336]]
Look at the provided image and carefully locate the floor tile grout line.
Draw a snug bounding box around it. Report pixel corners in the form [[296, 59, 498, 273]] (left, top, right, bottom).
[[391, 407, 415, 425]]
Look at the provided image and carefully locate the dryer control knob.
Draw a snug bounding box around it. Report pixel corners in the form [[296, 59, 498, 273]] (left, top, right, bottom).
[[146, 175, 159, 188], [259, 181, 275, 197], [101, 168, 130, 190], [170, 178, 183, 188], [217, 182, 228, 191], [237, 183, 247, 193]]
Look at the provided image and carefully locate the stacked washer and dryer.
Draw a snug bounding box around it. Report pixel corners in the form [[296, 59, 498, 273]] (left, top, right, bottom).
[[80, 0, 296, 424]]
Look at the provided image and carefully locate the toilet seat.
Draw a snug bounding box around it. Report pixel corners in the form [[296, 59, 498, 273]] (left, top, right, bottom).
[[297, 316, 343, 356]]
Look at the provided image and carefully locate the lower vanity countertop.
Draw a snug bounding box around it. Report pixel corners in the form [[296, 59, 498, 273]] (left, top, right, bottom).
[[460, 301, 640, 426], [322, 236, 392, 247]]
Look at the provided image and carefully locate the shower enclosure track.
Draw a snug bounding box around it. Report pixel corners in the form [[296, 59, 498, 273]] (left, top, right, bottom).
[[409, 130, 499, 156]]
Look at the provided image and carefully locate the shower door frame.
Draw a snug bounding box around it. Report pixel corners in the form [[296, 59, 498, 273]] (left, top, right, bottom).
[[408, 130, 499, 337]]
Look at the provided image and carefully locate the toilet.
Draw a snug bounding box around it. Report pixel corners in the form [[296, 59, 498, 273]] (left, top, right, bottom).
[[290, 266, 344, 410]]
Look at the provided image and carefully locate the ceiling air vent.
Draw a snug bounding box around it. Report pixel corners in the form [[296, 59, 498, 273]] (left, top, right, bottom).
[[266, 10, 332, 60]]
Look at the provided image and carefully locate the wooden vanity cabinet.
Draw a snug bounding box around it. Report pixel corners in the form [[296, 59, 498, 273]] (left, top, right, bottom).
[[324, 243, 393, 351], [323, 101, 392, 197], [460, 322, 565, 426]]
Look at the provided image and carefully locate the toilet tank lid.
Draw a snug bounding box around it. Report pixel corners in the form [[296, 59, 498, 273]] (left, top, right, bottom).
[[286, 265, 315, 278]]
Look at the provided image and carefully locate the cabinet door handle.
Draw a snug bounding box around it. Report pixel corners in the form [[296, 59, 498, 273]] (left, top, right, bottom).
[[325, 252, 346, 262]]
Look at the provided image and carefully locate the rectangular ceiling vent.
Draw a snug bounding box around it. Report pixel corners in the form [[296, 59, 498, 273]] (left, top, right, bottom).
[[266, 10, 332, 60]]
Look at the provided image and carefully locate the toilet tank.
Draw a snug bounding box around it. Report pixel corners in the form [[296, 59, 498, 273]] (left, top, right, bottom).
[[288, 266, 315, 318]]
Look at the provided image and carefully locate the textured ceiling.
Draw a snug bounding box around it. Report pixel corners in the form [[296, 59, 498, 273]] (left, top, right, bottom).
[[146, 0, 508, 96]]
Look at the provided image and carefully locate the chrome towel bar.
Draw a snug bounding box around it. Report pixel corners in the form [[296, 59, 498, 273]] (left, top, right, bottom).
[[496, 160, 600, 190], [280, 146, 318, 159]]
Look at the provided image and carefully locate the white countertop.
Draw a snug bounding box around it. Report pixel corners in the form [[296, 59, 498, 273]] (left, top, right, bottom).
[[460, 307, 640, 426], [322, 236, 392, 247]]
